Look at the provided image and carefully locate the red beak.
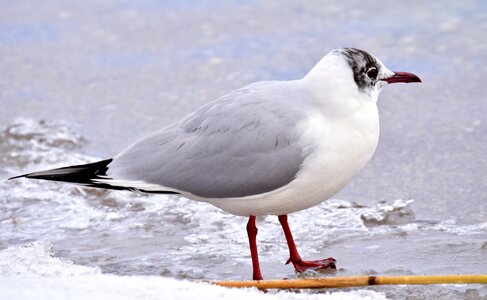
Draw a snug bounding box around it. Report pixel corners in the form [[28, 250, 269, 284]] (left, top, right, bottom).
[[383, 72, 421, 84]]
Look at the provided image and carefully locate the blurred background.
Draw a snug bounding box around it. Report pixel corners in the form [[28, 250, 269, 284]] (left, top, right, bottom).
[[1, 1, 486, 299]]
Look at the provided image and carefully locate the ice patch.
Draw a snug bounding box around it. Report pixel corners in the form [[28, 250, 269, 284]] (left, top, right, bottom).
[[0, 242, 386, 300], [360, 199, 415, 227], [0, 241, 101, 277], [0, 275, 387, 300], [1, 118, 160, 241], [1, 118, 88, 171], [431, 219, 487, 235]]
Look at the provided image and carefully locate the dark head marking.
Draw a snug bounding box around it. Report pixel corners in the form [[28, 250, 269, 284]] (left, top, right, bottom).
[[338, 48, 381, 93]]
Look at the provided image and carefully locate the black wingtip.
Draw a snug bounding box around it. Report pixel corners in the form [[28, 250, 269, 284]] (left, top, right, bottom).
[[8, 174, 27, 180], [8, 158, 182, 195], [7, 159, 113, 183]]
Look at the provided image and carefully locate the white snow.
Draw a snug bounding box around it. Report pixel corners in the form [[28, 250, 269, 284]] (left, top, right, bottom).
[[0, 242, 386, 300], [0, 275, 386, 300]]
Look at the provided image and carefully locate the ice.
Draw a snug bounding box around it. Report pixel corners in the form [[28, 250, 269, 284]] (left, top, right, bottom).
[[0, 242, 101, 277], [0, 242, 386, 300], [0, 275, 387, 300], [1, 117, 486, 298], [1, 118, 88, 169], [431, 219, 487, 235], [360, 199, 415, 227]]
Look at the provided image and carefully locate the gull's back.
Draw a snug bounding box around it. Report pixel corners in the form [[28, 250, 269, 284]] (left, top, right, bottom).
[[105, 80, 312, 199]]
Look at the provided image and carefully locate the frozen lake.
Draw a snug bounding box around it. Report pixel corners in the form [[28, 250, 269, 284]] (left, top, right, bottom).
[[1, 1, 486, 299]]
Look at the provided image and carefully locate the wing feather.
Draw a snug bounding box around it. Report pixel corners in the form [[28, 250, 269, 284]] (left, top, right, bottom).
[[107, 82, 308, 198]]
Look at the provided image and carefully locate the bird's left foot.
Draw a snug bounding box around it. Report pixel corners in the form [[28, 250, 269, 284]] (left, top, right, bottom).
[[285, 257, 337, 273]]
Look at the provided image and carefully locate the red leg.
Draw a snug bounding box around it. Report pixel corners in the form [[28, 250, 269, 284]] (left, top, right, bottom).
[[247, 215, 263, 280], [278, 215, 336, 273]]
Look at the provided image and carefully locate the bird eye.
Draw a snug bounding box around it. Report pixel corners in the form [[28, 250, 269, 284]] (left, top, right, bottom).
[[366, 67, 378, 79]]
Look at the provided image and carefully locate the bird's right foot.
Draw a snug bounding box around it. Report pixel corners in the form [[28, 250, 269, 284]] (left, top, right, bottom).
[[286, 257, 337, 273]]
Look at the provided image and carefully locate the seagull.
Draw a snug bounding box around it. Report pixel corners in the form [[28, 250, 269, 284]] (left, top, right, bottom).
[[9, 48, 421, 280]]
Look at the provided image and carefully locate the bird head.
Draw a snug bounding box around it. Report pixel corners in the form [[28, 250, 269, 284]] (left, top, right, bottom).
[[305, 48, 421, 102], [337, 47, 421, 92]]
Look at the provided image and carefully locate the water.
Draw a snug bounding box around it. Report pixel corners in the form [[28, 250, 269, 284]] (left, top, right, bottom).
[[1, 1, 486, 299]]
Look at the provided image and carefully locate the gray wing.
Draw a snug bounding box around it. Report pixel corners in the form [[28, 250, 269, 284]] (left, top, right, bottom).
[[107, 82, 308, 198]]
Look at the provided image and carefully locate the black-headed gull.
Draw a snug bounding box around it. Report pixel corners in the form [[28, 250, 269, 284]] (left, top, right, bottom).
[[10, 48, 421, 280]]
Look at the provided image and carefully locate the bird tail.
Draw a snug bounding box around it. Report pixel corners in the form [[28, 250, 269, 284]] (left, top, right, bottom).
[[8, 159, 180, 195]]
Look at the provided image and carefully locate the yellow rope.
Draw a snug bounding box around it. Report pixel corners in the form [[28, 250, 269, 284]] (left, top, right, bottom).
[[211, 274, 487, 289]]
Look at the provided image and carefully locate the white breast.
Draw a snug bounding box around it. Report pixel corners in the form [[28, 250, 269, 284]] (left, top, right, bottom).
[[206, 101, 380, 216]]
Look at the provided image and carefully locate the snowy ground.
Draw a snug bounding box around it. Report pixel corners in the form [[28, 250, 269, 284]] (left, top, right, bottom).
[[1, 119, 486, 299], [0, 242, 385, 300]]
